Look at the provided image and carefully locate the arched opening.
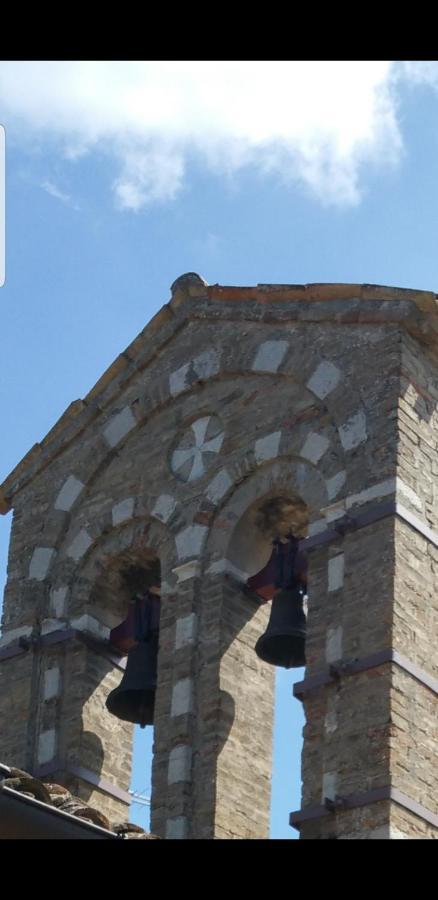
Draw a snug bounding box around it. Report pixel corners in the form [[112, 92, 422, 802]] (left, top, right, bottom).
[[86, 550, 161, 830], [227, 490, 308, 839]]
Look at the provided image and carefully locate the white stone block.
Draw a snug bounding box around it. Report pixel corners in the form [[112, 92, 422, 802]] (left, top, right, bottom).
[[169, 362, 190, 396], [50, 586, 68, 618], [70, 614, 110, 641], [29, 547, 55, 581], [252, 340, 288, 373], [38, 729, 56, 765], [206, 469, 233, 504], [41, 619, 66, 636], [175, 614, 197, 650], [307, 361, 341, 399], [324, 696, 338, 735], [172, 561, 200, 583], [66, 528, 92, 561], [345, 477, 396, 509], [168, 745, 192, 784], [326, 470, 347, 501], [254, 431, 281, 464], [328, 555, 345, 593], [0, 625, 32, 649], [54, 475, 85, 512], [152, 494, 177, 523], [300, 432, 330, 464], [206, 558, 249, 581], [175, 525, 208, 560], [338, 409, 367, 450], [44, 667, 60, 701], [112, 497, 135, 526], [103, 406, 136, 448], [307, 518, 326, 537], [171, 678, 194, 717], [325, 625, 343, 663], [169, 349, 220, 397], [321, 771, 337, 803], [166, 817, 188, 839], [194, 348, 220, 380]]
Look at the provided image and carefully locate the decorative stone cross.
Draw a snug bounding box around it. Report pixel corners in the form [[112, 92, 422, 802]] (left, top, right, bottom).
[[171, 416, 224, 483]]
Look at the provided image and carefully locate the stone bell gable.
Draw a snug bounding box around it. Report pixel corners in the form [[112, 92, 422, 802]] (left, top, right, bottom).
[[1, 273, 438, 838]]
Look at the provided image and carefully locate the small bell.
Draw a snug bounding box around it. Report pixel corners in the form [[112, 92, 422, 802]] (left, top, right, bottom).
[[106, 584, 160, 727], [106, 635, 158, 727], [247, 532, 307, 669], [255, 584, 306, 668]]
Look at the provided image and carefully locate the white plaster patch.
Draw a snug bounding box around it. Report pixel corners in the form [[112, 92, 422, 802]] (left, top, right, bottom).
[[307, 360, 341, 400], [112, 497, 135, 526], [170, 678, 194, 717], [300, 432, 330, 464], [54, 475, 85, 512], [38, 729, 56, 765], [328, 554, 345, 593], [252, 340, 289, 373], [44, 667, 60, 701], [175, 525, 208, 560], [152, 494, 177, 523], [70, 615, 110, 641], [326, 471, 347, 501], [29, 547, 55, 581], [254, 431, 281, 464], [321, 771, 337, 803], [0, 625, 32, 649], [172, 561, 200, 583], [175, 614, 198, 650], [168, 745, 192, 784], [206, 468, 233, 504], [338, 409, 367, 451], [325, 625, 343, 663], [166, 816, 189, 839], [66, 528, 92, 561], [395, 478, 423, 512], [103, 406, 136, 448], [50, 586, 68, 618]]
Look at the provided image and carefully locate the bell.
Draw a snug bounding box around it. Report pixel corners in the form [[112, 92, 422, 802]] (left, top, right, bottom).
[[105, 633, 158, 727], [255, 584, 306, 668]]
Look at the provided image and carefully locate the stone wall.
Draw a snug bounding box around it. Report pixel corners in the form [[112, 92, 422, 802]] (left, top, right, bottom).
[[1, 277, 438, 838]]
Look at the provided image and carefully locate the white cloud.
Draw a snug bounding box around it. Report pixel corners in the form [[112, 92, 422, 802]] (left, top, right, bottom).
[[40, 178, 78, 209], [0, 61, 421, 210]]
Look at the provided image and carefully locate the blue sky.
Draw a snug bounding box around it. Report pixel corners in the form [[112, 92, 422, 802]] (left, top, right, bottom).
[[1, 60, 438, 838]]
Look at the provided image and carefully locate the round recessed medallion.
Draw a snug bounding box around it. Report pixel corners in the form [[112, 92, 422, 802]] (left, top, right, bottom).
[[170, 416, 225, 483]]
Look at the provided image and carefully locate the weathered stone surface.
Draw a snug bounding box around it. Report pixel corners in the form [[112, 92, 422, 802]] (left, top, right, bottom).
[[1, 278, 437, 839]]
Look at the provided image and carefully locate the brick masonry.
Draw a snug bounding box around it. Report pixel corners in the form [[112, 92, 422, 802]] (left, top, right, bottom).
[[1, 275, 438, 838]]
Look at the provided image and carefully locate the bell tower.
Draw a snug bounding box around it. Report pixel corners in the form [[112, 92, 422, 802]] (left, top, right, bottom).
[[1, 274, 437, 838]]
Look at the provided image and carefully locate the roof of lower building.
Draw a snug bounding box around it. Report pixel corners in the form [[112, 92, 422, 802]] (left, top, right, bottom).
[[0, 763, 158, 840]]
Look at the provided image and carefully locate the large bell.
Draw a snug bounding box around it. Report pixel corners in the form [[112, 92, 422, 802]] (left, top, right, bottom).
[[106, 633, 158, 727], [255, 584, 306, 669]]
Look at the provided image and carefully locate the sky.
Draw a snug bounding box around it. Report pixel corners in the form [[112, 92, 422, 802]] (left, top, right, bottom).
[[1, 60, 438, 838]]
